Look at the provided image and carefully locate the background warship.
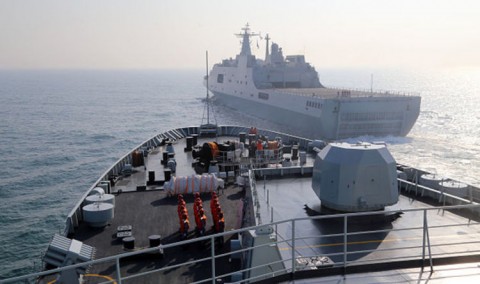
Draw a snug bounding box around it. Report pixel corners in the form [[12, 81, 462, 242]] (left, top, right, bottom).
[[207, 25, 421, 140]]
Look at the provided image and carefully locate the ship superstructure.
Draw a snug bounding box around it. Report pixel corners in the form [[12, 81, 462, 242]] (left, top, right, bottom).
[[208, 25, 421, 140]]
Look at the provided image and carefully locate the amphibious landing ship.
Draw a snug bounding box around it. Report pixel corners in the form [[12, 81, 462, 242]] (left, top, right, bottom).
[[3, 125, 480, 284], [207, 25, 421, 140]]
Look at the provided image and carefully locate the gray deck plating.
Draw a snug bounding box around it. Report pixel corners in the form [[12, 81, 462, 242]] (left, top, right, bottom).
[[71, 137, 246, 283], [276, 87, 416, 99], [38, 132, 480, 284], [256, 176, 480, 267]]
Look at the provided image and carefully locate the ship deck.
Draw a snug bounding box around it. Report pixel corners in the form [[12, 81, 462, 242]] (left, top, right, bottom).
[[280, 261, 480, 283], [73, 188, 245, 284], [70, 136, 249, 283], [274, 87, 417, 99], [257, 177, 480, 265], [35, 130, 480, 284], [66, 134, 314, 284]]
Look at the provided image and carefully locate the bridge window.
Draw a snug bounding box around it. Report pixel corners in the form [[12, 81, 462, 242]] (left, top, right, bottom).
[[306, 100, 322, 109], [258, 92, 269, 100], [217, 74, 224, 83]]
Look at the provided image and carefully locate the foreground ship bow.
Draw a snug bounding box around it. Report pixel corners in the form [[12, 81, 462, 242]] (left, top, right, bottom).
[[208, 25, 421, 140], [3, 125, 480, 284]]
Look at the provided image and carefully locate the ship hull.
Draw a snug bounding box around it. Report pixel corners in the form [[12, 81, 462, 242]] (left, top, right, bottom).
[[211, 89, 329, 138], [211, 89, 421, 140]]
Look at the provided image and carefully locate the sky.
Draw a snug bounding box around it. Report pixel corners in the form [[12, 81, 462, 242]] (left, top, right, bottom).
[[0, 0, 479, 70]]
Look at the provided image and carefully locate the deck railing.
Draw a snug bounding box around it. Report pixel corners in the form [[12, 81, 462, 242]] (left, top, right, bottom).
[[3, 201, 480, 284], [275, 86, 420, 99]]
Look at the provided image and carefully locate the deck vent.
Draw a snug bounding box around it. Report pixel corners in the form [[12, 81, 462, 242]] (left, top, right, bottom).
[[166, 142, 175, 153], [185, 136, 193, 151], [191, 134, 198, 146], [97, 181, 111, 194]]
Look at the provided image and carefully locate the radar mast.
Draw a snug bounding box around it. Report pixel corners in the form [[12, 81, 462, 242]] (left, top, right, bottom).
[[264, 33, 270, 62], [235, 23, 260, 56]]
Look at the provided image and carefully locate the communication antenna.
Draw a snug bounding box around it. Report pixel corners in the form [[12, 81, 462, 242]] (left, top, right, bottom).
[[206, 51, 210, 124], [264, 33, 270, 61], [200, 51, 217, 136], [370, 73, 373, 93]]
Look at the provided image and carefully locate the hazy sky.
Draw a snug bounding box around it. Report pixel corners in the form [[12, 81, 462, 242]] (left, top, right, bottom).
[[1, 0, 479, 70]]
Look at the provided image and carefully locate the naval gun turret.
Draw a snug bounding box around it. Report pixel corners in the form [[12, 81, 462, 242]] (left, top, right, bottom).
[[312, 142, 398, 212]]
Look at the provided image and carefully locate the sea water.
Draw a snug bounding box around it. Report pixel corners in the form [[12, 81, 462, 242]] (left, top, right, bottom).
[[0, 68, 479, 278]]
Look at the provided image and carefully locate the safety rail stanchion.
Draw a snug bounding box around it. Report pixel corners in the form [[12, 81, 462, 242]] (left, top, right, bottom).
[[291, 219, 296, 274], [425, 210, 433, 271], [421, 209, 433, 271], [343, 215, 348, 271], [275, 223, 278, 242], [116, 258, 122, 284], [211, 235, 216, 284], [421, 209, 427, 269]]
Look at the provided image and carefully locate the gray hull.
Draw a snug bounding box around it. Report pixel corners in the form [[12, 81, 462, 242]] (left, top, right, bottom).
[[212, 89, 421, 140]]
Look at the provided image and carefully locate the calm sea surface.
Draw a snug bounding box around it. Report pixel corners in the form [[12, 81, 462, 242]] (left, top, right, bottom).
[[0, 68, 479, 277]]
